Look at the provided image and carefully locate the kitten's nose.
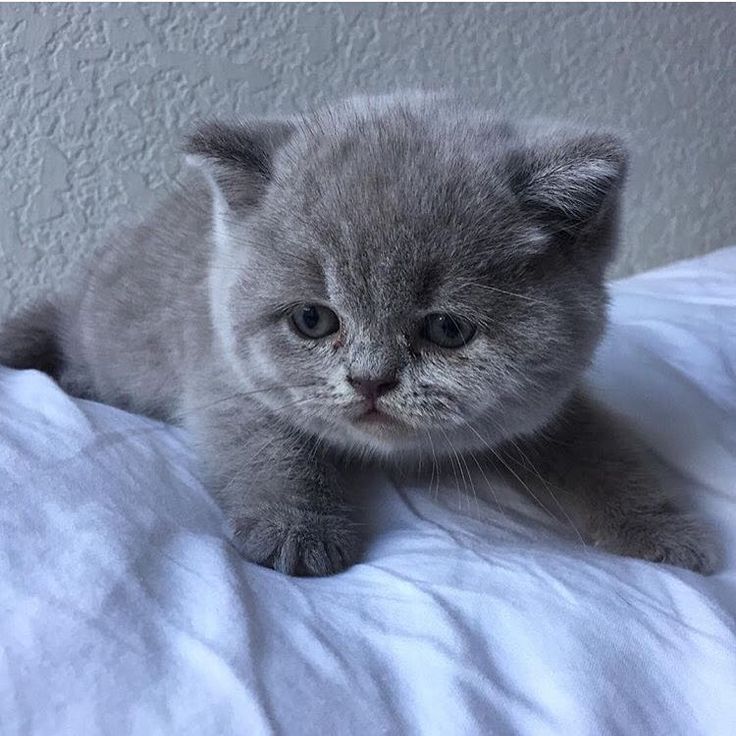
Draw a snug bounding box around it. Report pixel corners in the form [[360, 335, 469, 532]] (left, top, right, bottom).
[[347, 374, 399, 401]]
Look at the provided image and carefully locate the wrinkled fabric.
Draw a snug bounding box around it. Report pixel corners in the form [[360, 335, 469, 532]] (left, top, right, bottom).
[[1, 248, 735, 736]]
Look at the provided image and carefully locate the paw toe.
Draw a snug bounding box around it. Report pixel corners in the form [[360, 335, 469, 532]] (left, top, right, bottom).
[[228, 508, 358, 576], [598, 512, 719, 575]]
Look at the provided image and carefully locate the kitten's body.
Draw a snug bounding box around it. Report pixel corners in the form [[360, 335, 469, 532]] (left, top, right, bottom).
[[1, 94, 717, 575], [51, 180, 215, 418]]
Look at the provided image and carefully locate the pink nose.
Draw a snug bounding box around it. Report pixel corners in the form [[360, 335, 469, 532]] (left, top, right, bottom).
[[347, 375, 399, 401]]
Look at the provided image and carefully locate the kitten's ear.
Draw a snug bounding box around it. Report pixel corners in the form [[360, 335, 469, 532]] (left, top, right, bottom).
[[184, 120, 294, 211], [510, 133, 628, 241]]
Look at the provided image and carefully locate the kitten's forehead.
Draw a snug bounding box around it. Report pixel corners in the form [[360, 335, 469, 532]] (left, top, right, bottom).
[[321, 244, 438, 320], [283, 108, 520, 257], [298, 181, 510, 321]]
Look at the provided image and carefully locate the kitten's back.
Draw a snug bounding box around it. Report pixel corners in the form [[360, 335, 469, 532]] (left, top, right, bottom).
[[1, 175, 218, 419]]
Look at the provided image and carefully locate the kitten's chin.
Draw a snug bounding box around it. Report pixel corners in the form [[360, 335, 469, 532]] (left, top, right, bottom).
[[352, 408, 412, 436], [328, 408, 419, 452]]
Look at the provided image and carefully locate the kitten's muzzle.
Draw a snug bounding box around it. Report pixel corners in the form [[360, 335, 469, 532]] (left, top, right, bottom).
[[346, 374, 399, 404]]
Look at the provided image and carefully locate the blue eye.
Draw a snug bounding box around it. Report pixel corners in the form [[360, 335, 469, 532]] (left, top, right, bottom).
[[422, 313, 476, 348], [291, 304, 340, 339]]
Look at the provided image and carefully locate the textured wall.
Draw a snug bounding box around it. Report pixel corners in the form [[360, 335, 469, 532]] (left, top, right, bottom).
[[1, 3, 734, 318]]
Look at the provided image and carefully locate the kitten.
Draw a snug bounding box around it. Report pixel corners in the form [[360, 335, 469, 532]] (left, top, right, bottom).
[[0, 93, 717, 575]]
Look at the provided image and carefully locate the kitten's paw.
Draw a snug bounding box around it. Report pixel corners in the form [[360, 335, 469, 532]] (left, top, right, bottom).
[[595, 510, 719, 575], [227, 504, 358, 576]]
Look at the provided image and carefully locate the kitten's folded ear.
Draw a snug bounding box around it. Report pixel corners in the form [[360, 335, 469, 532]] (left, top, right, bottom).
[[510, 133, 628, 242], [184, 120, 294, 211]]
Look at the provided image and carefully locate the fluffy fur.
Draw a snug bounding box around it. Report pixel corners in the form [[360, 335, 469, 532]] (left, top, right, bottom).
[[0, 94, 717, 575]]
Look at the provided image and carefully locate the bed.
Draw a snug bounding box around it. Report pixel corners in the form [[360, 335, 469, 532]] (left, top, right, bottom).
[[1, 247, 735, 735]]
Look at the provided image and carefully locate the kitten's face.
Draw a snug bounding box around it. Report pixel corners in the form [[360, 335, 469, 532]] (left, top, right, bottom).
[[201, 103, 623, 458]]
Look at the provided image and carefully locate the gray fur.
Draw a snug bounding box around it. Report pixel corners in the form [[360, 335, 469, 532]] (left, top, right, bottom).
[[0, 94, 717, 575]]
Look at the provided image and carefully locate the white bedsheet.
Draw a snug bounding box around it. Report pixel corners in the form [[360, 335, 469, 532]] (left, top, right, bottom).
[[2, 248, 736, 736]]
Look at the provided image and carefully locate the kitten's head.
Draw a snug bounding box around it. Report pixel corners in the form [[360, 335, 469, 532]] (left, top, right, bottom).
[[186, 95, 627, 458]]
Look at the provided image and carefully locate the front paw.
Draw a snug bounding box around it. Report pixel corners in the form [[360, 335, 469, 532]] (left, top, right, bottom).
[[228, 503, 358, 576], [595, 510, 719, 575]]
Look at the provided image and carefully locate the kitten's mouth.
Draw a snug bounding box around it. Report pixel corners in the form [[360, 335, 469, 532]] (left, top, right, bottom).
[[353, 405, 408, 431], [359, 408, 392, 423]]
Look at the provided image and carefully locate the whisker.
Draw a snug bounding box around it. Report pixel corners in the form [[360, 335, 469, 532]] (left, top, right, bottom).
[[454, 280, 553, 308], [440, 426, 475, 516], [172, 383, 318, 422], [465, 446, 505, 521], [424, 429, 440, 502], [459, 417, 555, 519], [460, 414, 588, 548], [499, 439, 588, 550], [456, 443, 479, 518], [438, 426, 464, 511]]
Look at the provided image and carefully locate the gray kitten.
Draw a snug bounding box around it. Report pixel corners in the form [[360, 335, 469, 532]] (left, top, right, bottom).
[[0, 94, 717, 575]]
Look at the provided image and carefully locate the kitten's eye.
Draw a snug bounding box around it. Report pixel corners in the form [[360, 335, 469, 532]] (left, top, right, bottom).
[[422, 313, 476, 348], [291, 304, 340, 339]]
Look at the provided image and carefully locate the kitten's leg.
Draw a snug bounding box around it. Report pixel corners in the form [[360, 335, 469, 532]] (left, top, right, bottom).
[[501, 392, 718, 574], [186, 396, 358, 576]]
